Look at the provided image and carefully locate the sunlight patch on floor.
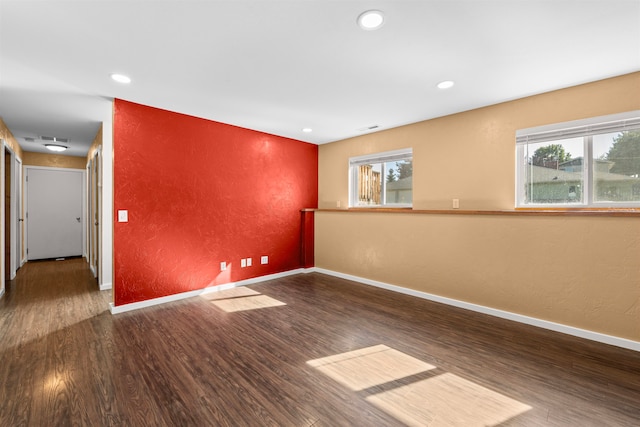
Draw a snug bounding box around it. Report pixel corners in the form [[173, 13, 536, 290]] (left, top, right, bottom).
[[201, 288, 286, 312], [200, 287, 260, 300], [308, 345, 532, 426], [366, 372, 532, 427], [306, 344, 435, 391]]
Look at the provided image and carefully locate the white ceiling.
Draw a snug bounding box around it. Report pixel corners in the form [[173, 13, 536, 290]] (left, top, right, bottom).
[[1, 0, 639, 157]]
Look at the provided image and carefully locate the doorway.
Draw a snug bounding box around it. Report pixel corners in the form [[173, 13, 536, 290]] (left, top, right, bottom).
[[4, 147, 11, 280], [88, 148, 101, 281], [25, 167, 84, 260], [14, 156, 22, 270], [3, 143, 21, 281]]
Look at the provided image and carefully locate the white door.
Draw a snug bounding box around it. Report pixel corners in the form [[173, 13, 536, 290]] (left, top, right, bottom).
[[27, 168, 83, 260]]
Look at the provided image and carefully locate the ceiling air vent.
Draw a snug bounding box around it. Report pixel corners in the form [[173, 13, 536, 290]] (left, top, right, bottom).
[[357, 125, 380, 132], [41, 136, 69, 143], [24, 137, 35, 142]]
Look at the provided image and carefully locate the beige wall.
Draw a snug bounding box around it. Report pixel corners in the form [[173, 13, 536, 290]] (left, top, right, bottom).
[[86, 123, 103, 163], [22, 152, 86, 170], [0, 118, 24, 159], [316, 72, 640, 342]]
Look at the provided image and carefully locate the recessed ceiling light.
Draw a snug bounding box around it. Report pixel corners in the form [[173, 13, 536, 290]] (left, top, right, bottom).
[[437, 80, 455, 90], [45, 144, 68, 152], [357, 10, 385, 30], [302, 128, 313, 133], [110, 73, 131, 84]]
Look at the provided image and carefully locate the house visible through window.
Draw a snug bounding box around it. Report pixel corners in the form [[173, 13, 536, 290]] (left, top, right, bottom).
[[516, 112, 640, 208], [350, 149, 413, 207]]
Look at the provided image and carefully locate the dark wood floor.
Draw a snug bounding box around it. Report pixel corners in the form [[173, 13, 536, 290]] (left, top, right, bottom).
[[1, 259, 639, 426]]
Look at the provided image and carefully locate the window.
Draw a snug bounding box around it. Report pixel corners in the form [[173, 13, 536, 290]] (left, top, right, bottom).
[[516, 111, 640, 208], [349, 148, 413, 207]]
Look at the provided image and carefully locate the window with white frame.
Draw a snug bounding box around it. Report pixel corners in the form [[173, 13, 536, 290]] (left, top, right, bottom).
[[349, 148, 413, 207], [516, 111, 640, 207]]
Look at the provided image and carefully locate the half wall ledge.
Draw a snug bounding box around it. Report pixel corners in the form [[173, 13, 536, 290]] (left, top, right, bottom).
[[315, 208, 640, 217]]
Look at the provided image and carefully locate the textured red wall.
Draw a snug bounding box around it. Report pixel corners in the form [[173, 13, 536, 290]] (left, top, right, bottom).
[[113, 99, 318, 306]]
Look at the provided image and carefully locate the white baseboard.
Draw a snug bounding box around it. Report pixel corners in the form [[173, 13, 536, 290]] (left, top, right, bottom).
[[312, 267, 640, 353], [89, 265, 97, 278], [110, 268, 307, 314], [0, 287, 4, 299], [106, 265, 639, 352], [99, 282, 112, 291]]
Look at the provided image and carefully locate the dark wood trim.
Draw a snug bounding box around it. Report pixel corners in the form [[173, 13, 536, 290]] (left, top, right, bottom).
[[315, 207, 640, 217]]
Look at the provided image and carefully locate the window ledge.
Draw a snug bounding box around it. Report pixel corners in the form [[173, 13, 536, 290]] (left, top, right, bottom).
[[312, 208, 640, 217]]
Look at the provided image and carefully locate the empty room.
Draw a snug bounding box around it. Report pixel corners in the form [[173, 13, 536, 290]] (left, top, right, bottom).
[[1, 1, 639, 425]]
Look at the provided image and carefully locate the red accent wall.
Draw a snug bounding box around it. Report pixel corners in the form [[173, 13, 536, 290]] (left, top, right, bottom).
[[113, 99, 318, 306]]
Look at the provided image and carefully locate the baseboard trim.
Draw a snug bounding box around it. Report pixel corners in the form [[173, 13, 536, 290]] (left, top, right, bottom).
[[312, 267, 640, 353], [99, 282, 113, 291], [0, 287, 4, 299], [110, 269, 306, 314]]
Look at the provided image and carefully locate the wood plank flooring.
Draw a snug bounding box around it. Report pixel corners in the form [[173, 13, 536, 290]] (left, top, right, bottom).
[[1, 258, 639, 426]]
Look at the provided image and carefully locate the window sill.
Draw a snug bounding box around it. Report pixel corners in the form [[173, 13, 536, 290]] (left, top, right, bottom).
[[312, 208, 640, 217], [348, 206, 413, 211]]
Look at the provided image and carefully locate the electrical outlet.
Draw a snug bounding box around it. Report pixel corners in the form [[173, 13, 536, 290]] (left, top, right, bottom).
[[220, 261, 227, 271], [452, 198, 460, 209], [261, 256, 268, 265], [247, 257, 252, 267], [241, 258, 247, 268], [336, 200, 341, 208]]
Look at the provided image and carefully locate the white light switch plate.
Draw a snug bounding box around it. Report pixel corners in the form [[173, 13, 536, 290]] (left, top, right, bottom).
[[118, 210, 128, 222]]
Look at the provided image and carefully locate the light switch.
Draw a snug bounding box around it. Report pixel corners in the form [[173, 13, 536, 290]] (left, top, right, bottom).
[[118, 210, 128, 222]]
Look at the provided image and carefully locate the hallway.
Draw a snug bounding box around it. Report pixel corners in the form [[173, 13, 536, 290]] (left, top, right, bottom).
[[0, 259, 112, 424], [1, 259, 639, 426]]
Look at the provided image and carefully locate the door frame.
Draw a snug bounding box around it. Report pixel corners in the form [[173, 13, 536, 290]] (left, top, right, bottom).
[[1, 141, 21, 286], [87, 146, 102, 281], [15, 155, 23, 268], [0, 140, 4, 297], [4, 143, 21, 279], [24, 165, 87, 261]]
